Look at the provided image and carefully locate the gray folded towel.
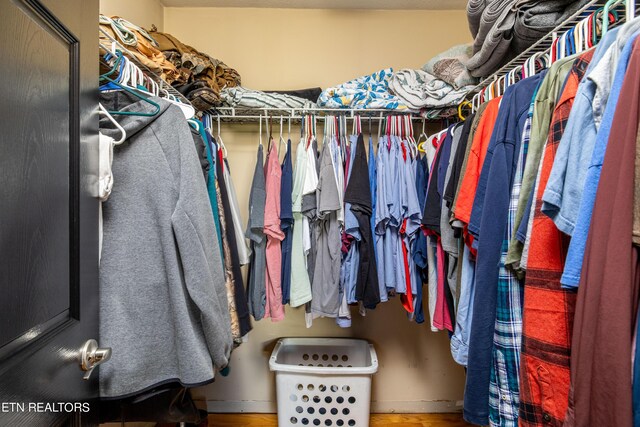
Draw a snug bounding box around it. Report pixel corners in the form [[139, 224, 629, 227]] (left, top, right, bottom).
[[466, 0, 591, 78]]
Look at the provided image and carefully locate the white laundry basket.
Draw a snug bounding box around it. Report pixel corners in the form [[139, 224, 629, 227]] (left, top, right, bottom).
[[269, 338, 378, 427]]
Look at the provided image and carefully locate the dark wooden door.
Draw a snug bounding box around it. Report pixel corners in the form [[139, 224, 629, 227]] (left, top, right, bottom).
[[0, 0, 100, 425]]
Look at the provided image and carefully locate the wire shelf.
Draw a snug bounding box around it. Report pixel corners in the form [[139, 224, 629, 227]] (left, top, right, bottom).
[[464, 0, 638, 99]]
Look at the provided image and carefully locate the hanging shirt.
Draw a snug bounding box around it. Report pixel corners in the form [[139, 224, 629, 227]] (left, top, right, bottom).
[[302, 139, 320, 283], [477, 73, 540, 427], [374, 136, 391, 294], [280, 140, 294, 305], [290, 139, 313, 307], [263, 143, 285, 321], [345, 134, 381, 309], [504, 54, 576, 273], [444, 113, 475, 213], [412, 154, 429, 324], [222, 158, 250, 266], [372, 136, 389, 303], [368, 135, 378, 257], [517, 50, 592, 427], [311, 143, 342, 317], [437, 125, 462, 328], [464, 75, 535, 426], [215, 145, 251, 338], [453, 97, 502, 227], [540, 28, 621, 238], [451, 102, 487, 226], [201, 128, 224, 258], [564, 40, 640, 427], [422, 129, 450, 234], [339, 138, 358, 327], [246, 146, 267, 321], [545, 21, 640, 242], [561, 35, 640, 288]]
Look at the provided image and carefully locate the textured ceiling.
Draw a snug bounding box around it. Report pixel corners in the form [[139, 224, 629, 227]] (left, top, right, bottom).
[[161, 0, 467, 10]]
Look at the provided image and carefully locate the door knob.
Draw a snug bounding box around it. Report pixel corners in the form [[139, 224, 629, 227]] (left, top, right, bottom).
[[79, 339, 111, 380]]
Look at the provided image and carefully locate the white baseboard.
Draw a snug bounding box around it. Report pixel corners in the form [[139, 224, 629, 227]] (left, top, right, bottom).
[[203, 399, 463, 414]]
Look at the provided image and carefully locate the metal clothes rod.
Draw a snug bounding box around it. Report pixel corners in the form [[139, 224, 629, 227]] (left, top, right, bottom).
[[214, 115, 427, 122], [208, 106, 443, 123]]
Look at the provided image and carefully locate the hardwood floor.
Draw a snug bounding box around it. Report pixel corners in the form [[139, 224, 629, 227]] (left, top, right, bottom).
[[208, 413, 473, 426]]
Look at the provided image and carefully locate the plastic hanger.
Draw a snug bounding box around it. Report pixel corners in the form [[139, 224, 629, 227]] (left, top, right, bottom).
[[160, 88, 195, 119], [406, 116, 418, 158], [98, 103, 126, 144], [259, 114, 263, 147], [603, 0, 624, 34], [99, 50, 160, 117], [458, 100, 472, 121], [187, 119, 201, 132]]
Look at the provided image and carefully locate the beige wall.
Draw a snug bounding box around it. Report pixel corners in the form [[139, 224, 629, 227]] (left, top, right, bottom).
[[164, 7, 472, 89], [100, 0, 164, 31], [164, 7, 471, 413], [99, 3, 472, 414]]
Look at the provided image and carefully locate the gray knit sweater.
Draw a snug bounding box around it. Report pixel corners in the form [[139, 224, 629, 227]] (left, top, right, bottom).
[[99, 92, 232, 398]]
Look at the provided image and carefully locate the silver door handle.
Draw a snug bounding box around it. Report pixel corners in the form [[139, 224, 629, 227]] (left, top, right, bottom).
[[79, 339, 112, 380]]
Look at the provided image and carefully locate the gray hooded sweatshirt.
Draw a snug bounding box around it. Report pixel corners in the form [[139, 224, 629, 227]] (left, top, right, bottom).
[[99, 92, 232, 398]]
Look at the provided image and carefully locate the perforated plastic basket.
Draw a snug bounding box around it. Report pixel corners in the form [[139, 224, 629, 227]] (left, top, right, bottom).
[[269, 338, 378, 427]]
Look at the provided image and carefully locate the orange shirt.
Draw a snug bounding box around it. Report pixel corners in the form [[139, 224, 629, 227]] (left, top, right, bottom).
[[453, 96, 502, 225]]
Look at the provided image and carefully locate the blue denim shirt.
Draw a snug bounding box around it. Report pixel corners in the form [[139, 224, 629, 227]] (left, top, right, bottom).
[[541, 27, 620, 235], [561, 33, 640, 288]]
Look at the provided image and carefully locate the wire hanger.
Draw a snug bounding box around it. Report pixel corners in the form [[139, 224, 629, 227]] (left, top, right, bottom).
[[217, 115, 228, 158], [278, 116, 287, 156], [417, 118, 428, 153]]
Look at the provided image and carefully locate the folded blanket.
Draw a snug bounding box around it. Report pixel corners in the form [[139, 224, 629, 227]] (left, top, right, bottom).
[[220, 86, 314, 109], [467, 0, 489, 39], [389, 69, 472, 110], [317, 68, 411, 110], [473, 0, 516, 56], [150, 29, 241, 93], [422, 44, 479, 89], [466, 0, 590, 77]]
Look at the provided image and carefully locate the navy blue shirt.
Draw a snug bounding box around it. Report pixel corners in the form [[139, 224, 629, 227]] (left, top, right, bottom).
[[412, 155, 429, 324], [280, 140, 294, 305], [463, 73, 542, 425]]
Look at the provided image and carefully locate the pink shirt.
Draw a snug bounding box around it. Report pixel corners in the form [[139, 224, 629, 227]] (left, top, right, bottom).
[[263, 142, 285, 321]]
